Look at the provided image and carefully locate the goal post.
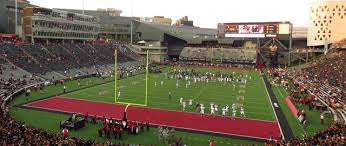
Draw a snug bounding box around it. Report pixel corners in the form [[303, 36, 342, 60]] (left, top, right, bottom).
[[114, 49, 118, 103], [114, 48, 149, 107], [145, 49, 149, 106]]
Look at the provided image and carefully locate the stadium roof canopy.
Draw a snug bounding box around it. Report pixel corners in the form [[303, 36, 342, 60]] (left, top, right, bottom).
[[135, 21, 223, 44]]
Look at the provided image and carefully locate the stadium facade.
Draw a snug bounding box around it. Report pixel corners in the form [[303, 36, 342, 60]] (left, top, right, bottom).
[[56, 8, 135, 41], [22, 7, 100, 43], [140, 16, 172, 25], [133, 21, 218, 62], [308, 0, 346, 47]]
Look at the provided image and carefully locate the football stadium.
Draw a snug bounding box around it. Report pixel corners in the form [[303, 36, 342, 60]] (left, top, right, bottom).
[[0, 0, 346, 145]]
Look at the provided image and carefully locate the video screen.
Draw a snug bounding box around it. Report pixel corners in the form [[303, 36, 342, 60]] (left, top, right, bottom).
[[238, 25, 264, 34]]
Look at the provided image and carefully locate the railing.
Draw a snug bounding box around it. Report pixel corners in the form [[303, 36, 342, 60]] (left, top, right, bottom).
[[4, 82, 44, 104], [291, 78, 346, 124]]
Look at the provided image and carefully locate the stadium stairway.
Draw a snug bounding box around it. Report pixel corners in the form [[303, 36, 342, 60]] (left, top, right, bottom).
[[21, 48, 43, 67], [0, 59, 33, 80], [57, 69, 86, 78], [39, 71, 66, 81], [336, 109, 346, 124], [123, 45, 145, 61], [262, 75, 294, 140], [87, 44, 113, 64], [125, 45, 146, 57]]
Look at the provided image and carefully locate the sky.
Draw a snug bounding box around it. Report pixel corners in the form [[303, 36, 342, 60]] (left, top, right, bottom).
[[28, 0, 312, 28]]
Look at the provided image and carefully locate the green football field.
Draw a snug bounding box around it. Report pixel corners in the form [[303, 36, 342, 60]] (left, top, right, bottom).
[[64, 66, 276, 121], [8, 66, 280, 145]]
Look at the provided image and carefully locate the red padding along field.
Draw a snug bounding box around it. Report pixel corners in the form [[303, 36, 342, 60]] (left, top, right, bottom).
[[25, 96, 281, 140]]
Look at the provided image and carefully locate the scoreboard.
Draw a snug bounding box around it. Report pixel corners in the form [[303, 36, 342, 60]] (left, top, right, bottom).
[[218, 22, 291, 38], [266, 24, 278, 34]]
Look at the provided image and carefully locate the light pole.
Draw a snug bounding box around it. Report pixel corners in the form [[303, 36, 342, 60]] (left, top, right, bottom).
[[82, 0, 85, 14], [15, 0, 17, 35], [130, 0, 133, 44]]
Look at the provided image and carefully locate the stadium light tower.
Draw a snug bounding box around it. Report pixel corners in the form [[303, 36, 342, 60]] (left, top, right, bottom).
[[82, 0, 85, 14], [130, 0, 133, 44], [14, 0, 17, 35]]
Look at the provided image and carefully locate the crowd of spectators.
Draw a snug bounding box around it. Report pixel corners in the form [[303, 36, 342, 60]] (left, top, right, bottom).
[[180, 46, 257, 64], [0, 64, 42, 101], [164, 61, 255, 69], [186, 44, 236, 49], [0, 41, 139, 75], [0, 42, 47, 74], [332, 38, 346, 49], [266, 122, 346, 146], [0, 108, 99, 145], [0, 70, 98, 145], [185, 40, 245, 49], [265, 50, 346, 145], [267, 49, 345, 109], [287, 50, 346, 108]]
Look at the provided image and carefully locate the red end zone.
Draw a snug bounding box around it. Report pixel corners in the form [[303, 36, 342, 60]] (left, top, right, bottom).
[[24, 96, 281, 140]]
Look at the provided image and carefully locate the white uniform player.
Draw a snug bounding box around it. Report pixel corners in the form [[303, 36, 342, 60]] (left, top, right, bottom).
[[240, 106, 246, 118], [210, 102, 214, 113], [210, 106, 215, 115], [189, 99, 193, 106], [118, 91, 121, 98], [222, 107, 227, 117], [200, 105, 205, 114], [232, 109, 236, 118], [232, 103, 236, 110], [182, 101, 186, 111], [155, 82, 157, 87], [214, 105, 218, 115], [180, 97, 183, 104], [161, 80, 163, 86]]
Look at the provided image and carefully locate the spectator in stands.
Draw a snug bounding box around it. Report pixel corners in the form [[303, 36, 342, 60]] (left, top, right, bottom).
[[266, 123, 346, 146]]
